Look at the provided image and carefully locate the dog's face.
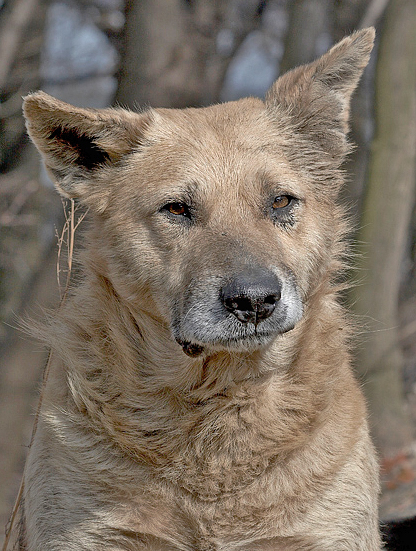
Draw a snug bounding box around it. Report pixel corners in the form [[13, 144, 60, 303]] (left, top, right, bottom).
[[24, 30, 374, 356], [112, 103, 306, 355]]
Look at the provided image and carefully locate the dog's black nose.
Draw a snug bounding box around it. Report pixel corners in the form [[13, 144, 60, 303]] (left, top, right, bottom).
[[221, 271, 281, 324]]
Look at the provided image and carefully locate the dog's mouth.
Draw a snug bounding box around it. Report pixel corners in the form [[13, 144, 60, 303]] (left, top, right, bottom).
[[177, 340, 205, 357], [175, 323, 296, 358]]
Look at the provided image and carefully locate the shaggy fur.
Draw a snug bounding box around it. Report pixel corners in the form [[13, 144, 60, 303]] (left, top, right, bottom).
[[21, 29, 381, 550]]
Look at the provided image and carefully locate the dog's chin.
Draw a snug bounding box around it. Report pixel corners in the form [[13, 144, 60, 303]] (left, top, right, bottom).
[[176, 326, 295, 358]]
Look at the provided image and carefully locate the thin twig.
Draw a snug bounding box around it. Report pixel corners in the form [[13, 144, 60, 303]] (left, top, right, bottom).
[[2, 348, 52, 551], [55, 199, 88, 300]]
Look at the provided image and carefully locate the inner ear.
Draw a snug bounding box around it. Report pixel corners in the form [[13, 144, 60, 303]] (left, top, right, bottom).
[[49, 126, 110, 170]]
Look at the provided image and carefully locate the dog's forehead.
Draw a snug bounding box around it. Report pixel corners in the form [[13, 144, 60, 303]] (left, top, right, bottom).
[[127, 98, 298, 197], [116, 97, 308, 215], [152, 98, 275, 149]]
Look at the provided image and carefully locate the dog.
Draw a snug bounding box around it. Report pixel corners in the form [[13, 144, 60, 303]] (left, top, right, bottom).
[[20, 28, 380, 550]]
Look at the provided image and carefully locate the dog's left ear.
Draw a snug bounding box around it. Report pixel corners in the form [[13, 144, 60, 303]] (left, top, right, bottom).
[[265, 28, 375, 160], [23, 92, 154, 210]]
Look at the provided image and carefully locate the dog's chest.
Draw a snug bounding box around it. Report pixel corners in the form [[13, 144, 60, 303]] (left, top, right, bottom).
[[129, 469, 280, 551], [149, 468, 286, 551], [160, 393, 282, 499]]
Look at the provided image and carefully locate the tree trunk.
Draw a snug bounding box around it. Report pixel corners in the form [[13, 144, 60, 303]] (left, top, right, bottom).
[[351, 0, 416, 457], [115, 0, 264, 110], [0, 0, 48, 170], [279, 0, 331, 74], [115, 0, 224, 109]]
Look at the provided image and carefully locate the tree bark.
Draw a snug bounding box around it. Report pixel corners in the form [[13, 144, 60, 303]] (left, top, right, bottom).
[[0, 0, 48, 170], [351, 0, 416, 457]]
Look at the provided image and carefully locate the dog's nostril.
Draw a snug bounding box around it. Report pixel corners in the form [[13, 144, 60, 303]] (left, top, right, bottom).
[[256, 294, 280, 321], [224, 294, 278, 324], [264, 291, 281, 304], [224, 297, 253, 314]]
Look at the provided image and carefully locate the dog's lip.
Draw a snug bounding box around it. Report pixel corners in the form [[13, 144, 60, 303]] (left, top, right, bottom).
[[175, 323, 297, 356], [176, 339, 205, 357]]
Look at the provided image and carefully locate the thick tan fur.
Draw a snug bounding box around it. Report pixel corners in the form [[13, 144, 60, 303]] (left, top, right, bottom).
[[21, 29, 381, 550]]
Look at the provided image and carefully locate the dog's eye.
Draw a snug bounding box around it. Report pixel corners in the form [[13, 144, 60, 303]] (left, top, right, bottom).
[[162, 202, 191, 219], [269, 194, 299, 228], [272, 195, 292, 209], [167, 202, 187, 216]]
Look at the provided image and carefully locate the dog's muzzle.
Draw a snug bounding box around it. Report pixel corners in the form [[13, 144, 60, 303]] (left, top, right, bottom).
[[173, 266, 302, 356]]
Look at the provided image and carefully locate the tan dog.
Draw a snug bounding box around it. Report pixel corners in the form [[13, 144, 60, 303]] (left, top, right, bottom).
[[21, 28, 380, 550]]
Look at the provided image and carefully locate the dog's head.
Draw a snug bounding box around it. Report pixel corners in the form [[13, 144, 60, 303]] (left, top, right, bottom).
[[24, 29, 374, 357]]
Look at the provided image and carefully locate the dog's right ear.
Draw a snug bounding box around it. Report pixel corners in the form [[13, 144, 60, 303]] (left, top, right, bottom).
[[265, 28, 375, 163], [23, 92, 153, 210]]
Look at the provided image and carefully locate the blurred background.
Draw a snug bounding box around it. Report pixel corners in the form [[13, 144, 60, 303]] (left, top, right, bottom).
[[0, 0, 415, 542]]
